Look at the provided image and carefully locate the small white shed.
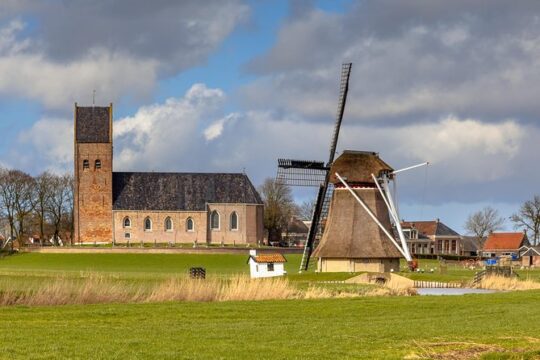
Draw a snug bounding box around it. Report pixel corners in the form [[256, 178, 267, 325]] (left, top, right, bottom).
[[247, 250, 287, 278]]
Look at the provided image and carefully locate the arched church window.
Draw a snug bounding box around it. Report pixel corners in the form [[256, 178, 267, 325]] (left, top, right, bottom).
[[123, 217, 131, 228], [165, 217, 173, 231], [210, 210, 220, 230], [186, 218, 194, 232], [95, 159, 101, 169], [230, 212, 238, 231], [83, 159, 89, 169], [144, 217, 152, 231]]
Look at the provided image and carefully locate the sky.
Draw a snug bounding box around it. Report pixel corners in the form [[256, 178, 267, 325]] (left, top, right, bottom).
[[0, 0, 539, 234]]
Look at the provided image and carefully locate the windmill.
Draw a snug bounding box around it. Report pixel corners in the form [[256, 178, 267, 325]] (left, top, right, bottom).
[[276, 63, 352, 272]]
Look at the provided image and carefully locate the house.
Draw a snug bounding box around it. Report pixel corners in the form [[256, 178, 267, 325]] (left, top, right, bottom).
[[401, 219, 462, 256], [482, 232, 529, 258], [519, 246, 540, 267], [313, 151, 402, 273], [460, 236, 483, 257], [247, 250, 287, 278], [73, 104, 264, 245], [281, 216, 309, 247]]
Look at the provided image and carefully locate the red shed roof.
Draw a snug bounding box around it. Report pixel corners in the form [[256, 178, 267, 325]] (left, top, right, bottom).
[[483, 232, 528, 251], [250, 254, 287, 263]]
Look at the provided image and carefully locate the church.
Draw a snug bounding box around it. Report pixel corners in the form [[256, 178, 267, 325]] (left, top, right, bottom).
[[73, 104, 264, 245]]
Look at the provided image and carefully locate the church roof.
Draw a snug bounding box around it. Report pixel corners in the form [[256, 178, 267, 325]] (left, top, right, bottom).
[[112, 172, 263, 211], [75, 106, 111, 143]]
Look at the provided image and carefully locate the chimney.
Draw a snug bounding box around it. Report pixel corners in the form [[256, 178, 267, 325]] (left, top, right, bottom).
[[249, 249, 257, 257], [436, 218, 440, 223]]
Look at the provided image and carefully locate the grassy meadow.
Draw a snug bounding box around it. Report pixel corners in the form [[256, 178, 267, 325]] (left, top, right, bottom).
[[0, 291, 539, 359], [1, 252, 540, 359]]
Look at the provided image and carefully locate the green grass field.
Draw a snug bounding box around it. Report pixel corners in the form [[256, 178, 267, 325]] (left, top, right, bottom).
[[1, 291, 539, 359], [1, 253, 540, 359]]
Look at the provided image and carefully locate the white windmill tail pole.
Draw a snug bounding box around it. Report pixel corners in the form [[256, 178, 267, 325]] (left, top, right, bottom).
[[381, 173, 412, 261], [391, 162, 429, 175], [371, 173, 400, 226], [335, 172, 410, 260]]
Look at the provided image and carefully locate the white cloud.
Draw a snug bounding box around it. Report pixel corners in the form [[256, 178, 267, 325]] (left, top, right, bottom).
[[0, 21, 158, 109], [243, 3, 540, 124], [113, 84, 229, 171], [204, 113, 239, 141], [16, 117, 72, 174]]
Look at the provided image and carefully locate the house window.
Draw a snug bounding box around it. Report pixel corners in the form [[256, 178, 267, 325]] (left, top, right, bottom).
[[165, 217, 173, 232], [95, 159, 101, 169], [230, 211, 238, 231], [123, 217, 131, 228], [267, 263, 274, 272], [186, 218, 194, 232], [125, 232, 131, 239], [83, 159, 89, 169], [144, 217, 152, 231], [210, 210, 220, 230]]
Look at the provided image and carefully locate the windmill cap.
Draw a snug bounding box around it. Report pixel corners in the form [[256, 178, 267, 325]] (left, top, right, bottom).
[[330, 150, 394, 184]]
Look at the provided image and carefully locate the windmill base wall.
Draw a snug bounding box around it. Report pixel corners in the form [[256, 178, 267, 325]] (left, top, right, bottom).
[[317, 257, 400, 273]]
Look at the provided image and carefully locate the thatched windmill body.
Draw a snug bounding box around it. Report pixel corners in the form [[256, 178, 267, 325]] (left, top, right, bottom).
[[313, 151, 404, 272]]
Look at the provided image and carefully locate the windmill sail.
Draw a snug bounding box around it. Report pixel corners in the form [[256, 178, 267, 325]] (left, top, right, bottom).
[[298, 63, 352, 271]]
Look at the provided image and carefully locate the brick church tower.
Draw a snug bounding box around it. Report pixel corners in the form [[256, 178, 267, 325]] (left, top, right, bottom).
[[73, 104, 114, 243]]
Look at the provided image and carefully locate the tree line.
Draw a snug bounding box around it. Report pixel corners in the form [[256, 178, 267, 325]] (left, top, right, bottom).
[[0, 168, 73, 249]]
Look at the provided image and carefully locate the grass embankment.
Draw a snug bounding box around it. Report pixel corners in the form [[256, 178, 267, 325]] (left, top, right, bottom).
[[1, 291, 540, 359]]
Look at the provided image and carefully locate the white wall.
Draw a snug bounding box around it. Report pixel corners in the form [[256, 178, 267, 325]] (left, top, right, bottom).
[[249, 259, 285, 278]]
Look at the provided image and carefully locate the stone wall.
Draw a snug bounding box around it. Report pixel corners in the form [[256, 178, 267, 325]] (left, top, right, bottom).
[[74, 142, 113, 243], [113, 204, 263, 245]]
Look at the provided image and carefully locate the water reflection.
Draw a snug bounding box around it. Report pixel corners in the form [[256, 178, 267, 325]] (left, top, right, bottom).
[[417, 288, 497, 296]]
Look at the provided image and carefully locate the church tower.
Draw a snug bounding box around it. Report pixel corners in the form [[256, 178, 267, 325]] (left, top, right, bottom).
[[73, 104, 113, 244]]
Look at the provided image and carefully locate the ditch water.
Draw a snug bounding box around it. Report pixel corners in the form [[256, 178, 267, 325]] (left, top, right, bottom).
[[417, 288, 497, 296]]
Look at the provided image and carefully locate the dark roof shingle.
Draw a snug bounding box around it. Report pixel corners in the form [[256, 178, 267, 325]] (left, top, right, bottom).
[[76, 106, 110, 143], [112, 172, 263, 211]]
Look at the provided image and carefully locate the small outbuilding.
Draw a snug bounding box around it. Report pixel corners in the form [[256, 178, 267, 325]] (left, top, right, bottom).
[[247, 250, 287, 278], [519, 246, 540, 267]]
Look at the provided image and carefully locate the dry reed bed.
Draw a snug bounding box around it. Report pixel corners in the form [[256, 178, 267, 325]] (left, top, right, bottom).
[[0, 274, 417, 307], [475, 275, 540, 291]]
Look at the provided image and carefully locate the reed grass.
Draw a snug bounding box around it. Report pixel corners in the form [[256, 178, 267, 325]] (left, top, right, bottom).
[[0, 272, 416, 307], [475, 275, 540, 291]]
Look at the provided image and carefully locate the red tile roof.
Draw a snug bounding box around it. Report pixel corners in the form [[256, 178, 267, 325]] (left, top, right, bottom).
[[252, 254, 287, 263], [483, 232, 528, 251]]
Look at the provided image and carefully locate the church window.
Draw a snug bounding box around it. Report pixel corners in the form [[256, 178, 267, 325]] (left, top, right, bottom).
[[210, 210, 220, 230], [165, 217, 173, 231], [230, 212, 238, 231], [186, 218, 194, 232], [83, 159, 89, 169], [123, 217, 131, 228], [144, 217, 152, 231], [95, 159, 101, 169], [124, 232, 131, 239]]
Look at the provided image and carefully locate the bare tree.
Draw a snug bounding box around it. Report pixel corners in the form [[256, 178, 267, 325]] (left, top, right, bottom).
[[47, 173, 73, 245], [464, 206, 505, 246], [12, 170, 35, 241], [299, 199, 316, 221], [32, 172, 54, 243], [0, 168, 18, 240], [259, 178, 296, 244], [510, 195, 540, 246]]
